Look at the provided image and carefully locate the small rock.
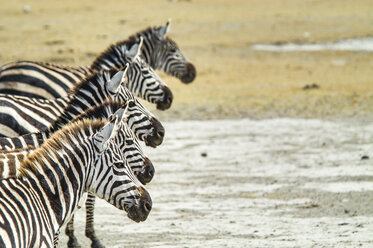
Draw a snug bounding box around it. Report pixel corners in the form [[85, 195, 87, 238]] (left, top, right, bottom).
[[361, 155, 369, 160], [303, 83, 319, 90], [23, 5, 30, 14], [118, 19, 127, 25], [201, 152, 207, 157]]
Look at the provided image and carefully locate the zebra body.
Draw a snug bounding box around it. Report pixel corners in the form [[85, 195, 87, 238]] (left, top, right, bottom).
[[0, 20, 194, 101], [0, 103, 154, 247], [0, 101, 154, 183], [0, 64, 165, 147], [0, 117, 152, 248], [0, 148, 31, 178]]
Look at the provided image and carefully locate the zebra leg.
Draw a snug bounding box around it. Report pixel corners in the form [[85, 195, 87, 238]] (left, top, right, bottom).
[[85, 193, 105, 248], [65, 216, 81, 248]]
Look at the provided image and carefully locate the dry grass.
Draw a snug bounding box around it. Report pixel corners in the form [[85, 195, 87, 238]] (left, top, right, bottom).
[[0, 0, 373, 120]]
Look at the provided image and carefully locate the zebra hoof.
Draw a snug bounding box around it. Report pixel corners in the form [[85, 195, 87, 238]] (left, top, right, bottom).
[[91, 239, 105, 248], [67, 237, 81, 248]]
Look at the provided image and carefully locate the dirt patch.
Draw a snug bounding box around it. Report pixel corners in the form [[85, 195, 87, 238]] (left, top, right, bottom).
[[57, 118, 373, 247]]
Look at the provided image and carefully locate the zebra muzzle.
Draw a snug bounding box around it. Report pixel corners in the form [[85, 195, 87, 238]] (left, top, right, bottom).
[[127, 187, 152, 222], [156, 85, 173, 110], [180, 62, 196, 84], [144, 117, 165, 147], [137, 157, 155, 185]]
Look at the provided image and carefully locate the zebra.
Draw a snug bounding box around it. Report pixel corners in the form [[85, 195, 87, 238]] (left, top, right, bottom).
[[0, 100, 155, 184], [0, 104, 154, 247], [0, 63, 165, 148], [0, 20, 195, 100], [0, 115, 152, 247]]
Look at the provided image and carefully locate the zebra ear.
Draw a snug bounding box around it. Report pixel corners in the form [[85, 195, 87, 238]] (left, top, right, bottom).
[[112, 104, 129, 124], [120, 63, 129, 86], [93, 116, 119, 152], [127, 40, 142, 62], [106, 70, 125, 95], [157, 19, 171, 38]]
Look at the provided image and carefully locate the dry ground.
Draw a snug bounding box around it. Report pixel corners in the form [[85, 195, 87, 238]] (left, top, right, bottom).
[[58, 119, 373, 248], [0, 0, 372, 119]]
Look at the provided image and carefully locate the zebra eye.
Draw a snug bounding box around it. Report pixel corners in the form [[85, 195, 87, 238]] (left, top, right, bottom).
[[128, 101, 136, 108]]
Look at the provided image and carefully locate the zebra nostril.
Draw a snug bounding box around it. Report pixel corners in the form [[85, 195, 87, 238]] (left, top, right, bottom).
[[181, 63, 196, 84], [157, 129, 164, 138], [143, 201, 152, 212], [163, 87, 173, 103], [156, 86, 173, 110], [167, 95, 172, 104], [147, 165, 154, 178]]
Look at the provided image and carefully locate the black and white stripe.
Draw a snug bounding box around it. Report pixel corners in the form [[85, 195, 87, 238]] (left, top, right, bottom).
[[0, 100, 155, 182], [0, 104, 154, 247], [0, 65, 165, 147], [128, 20, 196, 84], [0, 103, 154, 247], [0, 117, 152, 247], [0, 35, 176, 110], [0, 21, 194, 103]]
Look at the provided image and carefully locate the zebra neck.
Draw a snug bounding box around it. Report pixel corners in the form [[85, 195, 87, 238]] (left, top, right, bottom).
[[21, 143, 89, 230], [18, 131, 49, 149], [52, 82, 109, 131], [90, 42, 130, 72], [49, 101, 124, 134], [0, 131, 46, 150], [133, 33, 159, 69]]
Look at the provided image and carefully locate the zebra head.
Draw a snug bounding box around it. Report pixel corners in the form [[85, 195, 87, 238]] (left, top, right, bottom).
[[124, 39, 173, 110], [132, 20, 196, 84], [90, 115, 152, 223], [112, 107, 155, 185], [104, 68, 165, 147]]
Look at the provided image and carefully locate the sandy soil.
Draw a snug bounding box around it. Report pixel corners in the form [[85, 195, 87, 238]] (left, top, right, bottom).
[[0, 0, 373, 120], [57, 118, 373, 248]]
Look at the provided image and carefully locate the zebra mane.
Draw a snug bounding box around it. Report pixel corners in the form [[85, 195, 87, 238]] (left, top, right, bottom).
[[18, 119, 107, 178], [67, 69, 103, 96], [128, 25, 180, 49], [90, 40, 137, 71], [68, 67, 122, 96], [74, 100, 126, 121], [50, 100, 126, 133]]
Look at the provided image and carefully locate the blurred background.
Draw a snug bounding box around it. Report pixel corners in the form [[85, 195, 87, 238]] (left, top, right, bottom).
[[1, 0, 372, 121]]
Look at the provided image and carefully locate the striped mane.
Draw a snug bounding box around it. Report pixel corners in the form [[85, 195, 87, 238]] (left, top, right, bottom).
[[74, 100, 126, 121], [128, 25, 180, 49], [67, 69, 104, 96], [18, 119, 107, 178], [68, 67, 123, 96], [50, 99, 126, 133], [90, 40, 137, 70]]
